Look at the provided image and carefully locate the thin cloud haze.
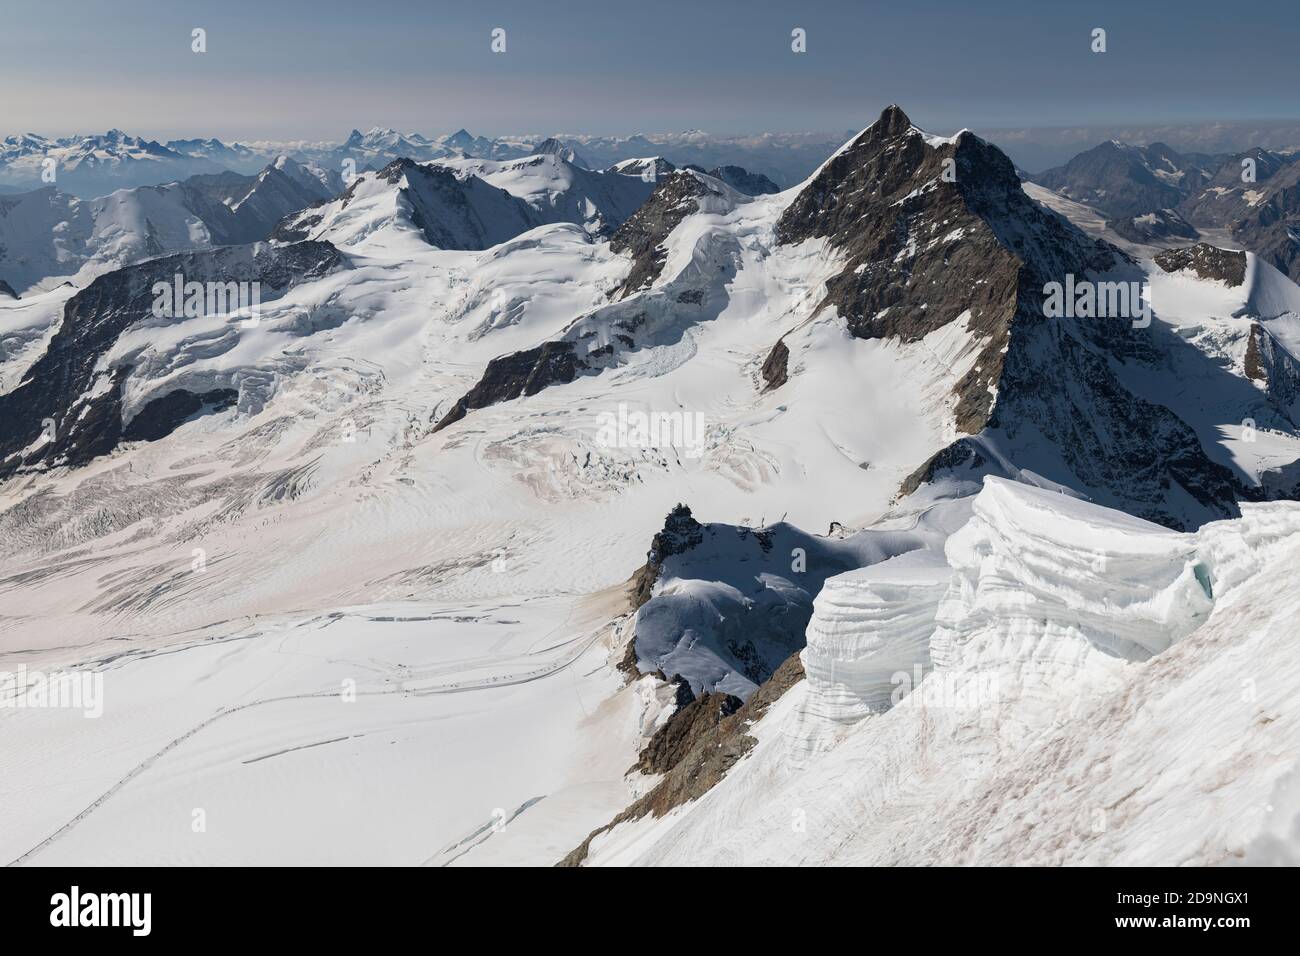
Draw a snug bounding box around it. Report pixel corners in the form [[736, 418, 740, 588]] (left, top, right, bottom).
[[3, 0, 1298, 140]]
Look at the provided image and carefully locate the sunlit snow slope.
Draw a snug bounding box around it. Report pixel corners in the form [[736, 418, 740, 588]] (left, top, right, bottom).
[[579, 479, 1300, 866], [3, 108, 1300, 866]]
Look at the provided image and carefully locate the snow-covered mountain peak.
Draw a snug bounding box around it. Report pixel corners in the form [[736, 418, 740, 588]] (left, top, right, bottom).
[[0, 129, 228, 196], [6, 104, 1300, 869], [533, 137, 589, 167], [274, 158, 540, 252]]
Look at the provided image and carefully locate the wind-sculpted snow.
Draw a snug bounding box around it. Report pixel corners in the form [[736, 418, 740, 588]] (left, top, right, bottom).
[[630, 500, 961, 698], [579, 478, 1300, 866], [6, 107, 1300, 867], [930, 479, 1213, 671], [800, 548, 951, 725]]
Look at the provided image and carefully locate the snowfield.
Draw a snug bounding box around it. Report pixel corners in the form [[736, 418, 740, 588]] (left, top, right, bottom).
[[580, 480, 1300, 866], [2, 593, 643, 866], [3, 119, 1300, 867]]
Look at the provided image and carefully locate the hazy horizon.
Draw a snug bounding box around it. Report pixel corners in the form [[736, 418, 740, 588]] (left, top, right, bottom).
[[9, 117, 1300, 177], [4, 0, 1298, 143]]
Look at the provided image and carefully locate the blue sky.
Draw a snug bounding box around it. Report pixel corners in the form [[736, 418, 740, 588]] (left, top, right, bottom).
[[2, 0, 1298, 140]]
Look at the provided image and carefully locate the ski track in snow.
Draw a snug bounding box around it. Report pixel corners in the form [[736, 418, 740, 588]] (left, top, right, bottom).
[[4, 599, 618, 866]]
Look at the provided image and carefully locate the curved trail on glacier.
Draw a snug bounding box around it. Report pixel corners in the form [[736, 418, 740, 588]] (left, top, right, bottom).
[[7, 607, 608, 866]]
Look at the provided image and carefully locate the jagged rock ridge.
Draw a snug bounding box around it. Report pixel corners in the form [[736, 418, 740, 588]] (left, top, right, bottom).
[[777, 106, 1283, 529], [0, 241, 345, 476]]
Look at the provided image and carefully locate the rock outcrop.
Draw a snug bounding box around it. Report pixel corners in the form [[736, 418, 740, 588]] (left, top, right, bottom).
[[0, 241, 345, 476], [609, 169, 726, 299], [775, 106, 1272, 530], [1154, 243, 1247, 286], [558, 651, 806, 867]]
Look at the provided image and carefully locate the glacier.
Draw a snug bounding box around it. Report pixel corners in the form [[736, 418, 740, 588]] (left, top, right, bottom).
[[3, 110, 1300, 867], [580, 478, 1300, 866]]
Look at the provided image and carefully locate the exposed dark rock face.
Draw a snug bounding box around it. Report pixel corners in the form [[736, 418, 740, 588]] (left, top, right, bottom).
[[1153, 243, 1247, 286], [615, 156, 678, 182], [558, 651, 805, 867], [432, 171, 730, 435], [1036, 138, 1300, 281], [897, 437, 987, 499], [684, 163, 781, 196], [0, 241, 344, 477], [433, 108, 1293, 531], [776, 106, 1271, 530], [533, 137, 589, 168], [435, 306, 679, 433], [222, 162, 340, 241], [276, 158, 541, 250], [382, 159, 540, 250], [120, 388, 239, 442], [431, 340, 586, 433], [0, 279, 18, 299], [628, 504, 705, 609], [1244, 323, 1300, 422], [625, 507, 885, 696], [711, 164, 780, 196], [615, 638, 641, 682], [609, 170, 721, 298], [634, 690, 742, 777], [1180, 148, 1294, 228], [1245, 325, 1266, 384], [760, 337, 789, 390], [172, 161, 340, 245], [271, 213, 322, 244], [1, 165, 337, 294], [1107, 208, 1199, 245], [777, 104, 1116, 434], [991, 316, 1256, 529], [1230, 161, 1300, 283]]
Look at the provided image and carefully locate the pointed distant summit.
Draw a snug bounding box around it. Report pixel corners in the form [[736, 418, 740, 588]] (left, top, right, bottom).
[[775, 105, 1261, 529], [533, 137, 589, 168], [873, 104, 913, 137], [534, 137, 568, 155], [444, 129, 476, 150]]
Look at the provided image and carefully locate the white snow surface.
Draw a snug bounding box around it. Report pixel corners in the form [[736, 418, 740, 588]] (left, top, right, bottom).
[[581, 479, 1300, 866], [3, 120, 1300, 866]]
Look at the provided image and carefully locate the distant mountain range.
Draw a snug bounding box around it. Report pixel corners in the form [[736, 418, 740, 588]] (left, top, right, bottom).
[[0, 130, 227, 196], [0, 126, 849, 198], [0, 137, 785, 296], [0, 156, 342, 294], [6, 104, 1300, 868], [1028, 139, 1300, 282], [981, 120, 1300, 172]]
